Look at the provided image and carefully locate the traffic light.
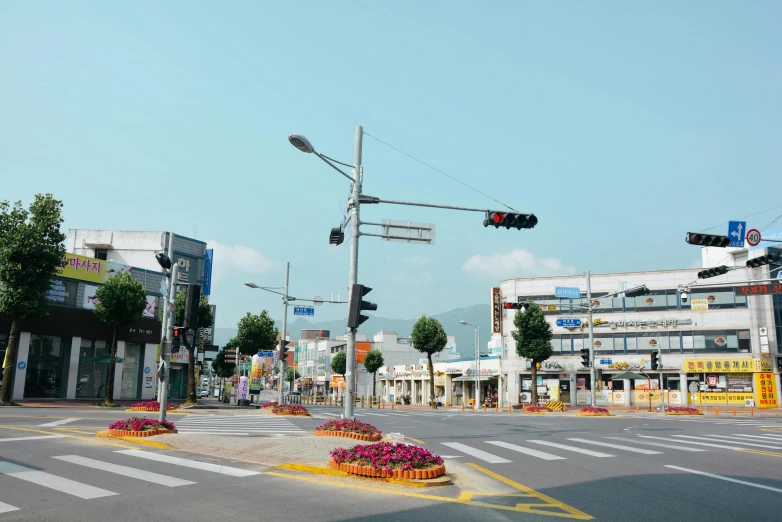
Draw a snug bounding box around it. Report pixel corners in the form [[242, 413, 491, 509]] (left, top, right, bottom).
[[746, 251, 781, 268], [183, 284, 201, 329], [279, 339, 289, 365], [329, 226, 344, 246], [347, 284, 377, 329], [172, 328, 182, 350], [580, 348, 590, 368], [698, 265, 729, 279], [685, 232, 731, 247], [504, 302, 523, 310], [483, 211, 538, 230], [650, 350, 659, 371], [624, 285, 650, 298]]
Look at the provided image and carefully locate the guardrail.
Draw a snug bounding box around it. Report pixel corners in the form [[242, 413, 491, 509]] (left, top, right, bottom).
[[299, 395, 384, 407]]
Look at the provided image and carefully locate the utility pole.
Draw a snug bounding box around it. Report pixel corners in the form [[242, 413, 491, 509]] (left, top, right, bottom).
[[659, 353, 665, 413], [158, 261, 178, 422], [586, 270, 597, 408], [278, 261, 290, 405]]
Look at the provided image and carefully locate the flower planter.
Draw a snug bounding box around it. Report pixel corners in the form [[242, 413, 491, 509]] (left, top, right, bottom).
[[664, 412, 703, 416], [577, 412, 613, 417], [521, 411, 548, 414], [315, 430, 382, 441], [273, 411, 311, 416], [328, 459, 446, 479], [108, 428, 177, 437], [130, 406, 177, 412]]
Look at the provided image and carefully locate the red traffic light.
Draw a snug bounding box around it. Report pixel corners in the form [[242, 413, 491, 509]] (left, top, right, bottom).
[[504, 302, 512, 309], [492, 212, 504, 225]]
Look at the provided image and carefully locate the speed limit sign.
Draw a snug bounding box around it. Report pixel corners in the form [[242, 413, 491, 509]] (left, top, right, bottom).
[[747, 228, 761, 247]]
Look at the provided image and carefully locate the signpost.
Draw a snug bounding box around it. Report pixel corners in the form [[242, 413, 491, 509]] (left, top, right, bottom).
[[728, 221, 746, 248], [746, 228, 761, 247], [556, 318, 582, 328], [257, 351, 275, 358], [293, 306, 315, 316], [555, 287, 581, 299]]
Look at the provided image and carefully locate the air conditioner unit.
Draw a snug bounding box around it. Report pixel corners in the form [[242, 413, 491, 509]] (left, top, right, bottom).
[[744, 398, 755, 407], [520, 392, 531, 403]]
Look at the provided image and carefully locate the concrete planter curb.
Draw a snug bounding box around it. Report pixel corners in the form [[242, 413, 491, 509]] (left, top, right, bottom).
[[577, 412, 613, 417], [664, 412, 703, 416], [315, 430, 382, 442], [272, 411, 311, 416], [108, 428, 178, 437], [521, 411, 548, 415], [129, 407, 177, 412], [328, 460, 446, 480]]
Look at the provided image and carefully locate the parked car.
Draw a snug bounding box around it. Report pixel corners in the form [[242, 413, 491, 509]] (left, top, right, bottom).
[[199, 389, 208, 398]]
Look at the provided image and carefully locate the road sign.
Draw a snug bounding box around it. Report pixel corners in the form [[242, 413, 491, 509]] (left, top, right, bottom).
[[257, 351, 275, 358], [706, 375, 719, 387], [556, 318, 582, 327], [688, 381, 698, 393], [555, 287, 581, 299], [728, 221, 746, 248], [746, 228, 761, 247], [294, 306, 314, 316], [381, 219, 435, 245]]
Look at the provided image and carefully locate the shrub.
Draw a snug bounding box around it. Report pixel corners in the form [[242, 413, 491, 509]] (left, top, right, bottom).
[[109, 417, 176, 432], [666, 406, 700, 414], [316, 419, 381, 436], [261, 401, 279, 409], [401, 394, 411, 405], [272, 404, 308, 414], [580, 406, 609, 414], [330, 442, 443, 472], [525, 405, 548, 412]]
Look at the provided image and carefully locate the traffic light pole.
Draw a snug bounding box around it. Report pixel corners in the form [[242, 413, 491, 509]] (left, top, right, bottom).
[[344, 126, 363, 420], [278, 261, 290, 405], [159, 262, 179, 422], [586, 270, 597, 408]]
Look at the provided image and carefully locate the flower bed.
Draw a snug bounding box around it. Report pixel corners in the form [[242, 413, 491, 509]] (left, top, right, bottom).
[[261, 401, 279, 409], [665, 406, 702, 415], [272, 404, 310, 416], [130, 400, 177, 412], [315, 419, 382, 441], [329, 442, 445, 479], [577, 406, 612, 417], [108, 417, 177, 437], [522, 405, 548, 414]]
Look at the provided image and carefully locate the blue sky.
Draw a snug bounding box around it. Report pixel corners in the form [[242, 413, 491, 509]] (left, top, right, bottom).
[[2, 1, 781, 333]]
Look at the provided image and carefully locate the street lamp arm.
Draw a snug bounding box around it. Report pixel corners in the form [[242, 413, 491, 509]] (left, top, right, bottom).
[[315, 152, 355, 182]]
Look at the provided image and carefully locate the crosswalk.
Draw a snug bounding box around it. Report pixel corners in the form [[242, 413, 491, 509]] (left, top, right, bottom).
[[312, 408, 494, 419], [439, 432, 782, 464], [0, 449, 261, 514], [635, 416, 782, 428], [174, 414, 306, 436]]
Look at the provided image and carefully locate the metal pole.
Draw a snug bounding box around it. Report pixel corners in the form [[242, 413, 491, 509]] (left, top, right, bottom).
[[344, 125, 363, 419], [278, 261, 290, 405], [586, 270, 597, 408], [498, 335, 503, 408], [157, 233, 175, 405], [159, 262, 179, 422], [660, 353, 665, 413], [474, 326, 479, 407]]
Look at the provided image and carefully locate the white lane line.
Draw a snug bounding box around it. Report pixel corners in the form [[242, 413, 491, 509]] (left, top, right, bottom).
[[636, 435, 749, 450], [0, 461, 117, 499], [116, 450, 261, 477], [485, 441, 566, 461], [53, 455, 196, 487], [440, 442, 511, 463], [567, 438, 662, 455], [440, 456, 463, 459], [0, 435, 65, 443], [665, 465, 782, 494], [604, 437, 707, 452], [38, 418, 82, 427], [322, 413, 341, 417], [175, 431, 250, 436], [0, 502, 19, 514], [355, 413, 388, 417], [671, 435, 782, 450], [177, 429, 305, 434], [527, 440, 613, 457], [731, 434, 782, 441]]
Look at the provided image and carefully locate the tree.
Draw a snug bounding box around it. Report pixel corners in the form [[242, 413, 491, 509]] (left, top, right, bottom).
[[232, 311, 278, 356], [330, 351, 346, 397], [174, 289, 214, 403], [285, 367, 300, 387], [0, 194, 66, 405], [363, 349, 384, 399], [512, 304, 553, 405], [94, 271, 147, 405], [411, 315, 448, 408], [211, 349, 234, 379]]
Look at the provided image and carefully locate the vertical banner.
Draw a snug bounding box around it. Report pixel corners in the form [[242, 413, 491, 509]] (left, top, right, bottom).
[[237, 376, 250, 401], [203, 249, 214, 296], [754, 372, 779, 408], [492, 287, 502, 334], [250, 353, 263, 394]]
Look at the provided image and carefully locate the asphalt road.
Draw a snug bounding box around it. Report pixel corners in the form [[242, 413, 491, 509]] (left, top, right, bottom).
[[2, 404, 782, 521]]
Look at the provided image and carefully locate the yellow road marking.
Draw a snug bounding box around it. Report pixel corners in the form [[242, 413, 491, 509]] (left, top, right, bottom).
[[405, 437, 426, 444], [761, 427, 782, 432], [0, 425, 134, 449], [739, 449, 782, 458]]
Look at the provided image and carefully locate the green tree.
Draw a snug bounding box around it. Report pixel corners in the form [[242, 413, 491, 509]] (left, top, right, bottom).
[[411, 315, 448, 408], [174, 289, 214, 403], [94, 271, 147, 405], [285, 367, 300, 387], [512, 304, 553, 405], [0, 194, 66, 404], [232, 311, 279, 356], [211, 349, 235, 379], [363, 349, 385, 399], [331, 351, 346, 376]]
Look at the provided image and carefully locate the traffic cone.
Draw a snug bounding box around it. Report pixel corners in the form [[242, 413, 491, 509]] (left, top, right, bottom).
[[462, 403, 464, 412]]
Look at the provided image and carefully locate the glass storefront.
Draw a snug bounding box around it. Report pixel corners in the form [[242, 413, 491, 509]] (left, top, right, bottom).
[[120, 343, 144, 399], [76, 338, 110, 398], [24, 335, 71, 398], [0, 332, 7, 390]]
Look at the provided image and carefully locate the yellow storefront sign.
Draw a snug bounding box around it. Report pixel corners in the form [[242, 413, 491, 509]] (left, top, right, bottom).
[[754, 373, 779, 408], [690, 392, 754, 405], [56, 253, 132, 284], [683, 358, 767, 374]]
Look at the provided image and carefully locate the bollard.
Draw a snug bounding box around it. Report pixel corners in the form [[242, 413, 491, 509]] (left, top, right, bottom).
[[391, 402, 395, 411], [751, 407, 754, 417], [483, 404, 487, 413], [471, 405, 475, 412], [636, 405, 639, 413], [509, 404, 512, 413], [733, 407, 736, 417], [462, 403, 465, 412], [715, 408, 719, 416], [563, 404, 567, 412], [496, 405, 499, 413], [381, 402, 384, 410]]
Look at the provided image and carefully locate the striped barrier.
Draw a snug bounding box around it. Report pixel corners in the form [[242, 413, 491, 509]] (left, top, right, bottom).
[[546, 401, 564, 412]]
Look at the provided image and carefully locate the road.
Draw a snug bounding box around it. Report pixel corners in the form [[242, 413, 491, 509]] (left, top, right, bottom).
[[1, 404, 781, 521]]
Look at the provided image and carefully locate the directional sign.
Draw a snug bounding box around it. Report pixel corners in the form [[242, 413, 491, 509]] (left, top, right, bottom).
[[257, 351, 275, 358], [556, 318, 582, 328], [555, 287, 581, 299], [746, 228, 761, 247], [728, 221, 746, 248], [293, 306, 314, 316]]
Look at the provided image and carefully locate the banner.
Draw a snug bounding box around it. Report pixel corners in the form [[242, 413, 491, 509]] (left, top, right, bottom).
[[203, 249, 214, 296], [250, 353, 264, 393], [237, 376, 249, 401], [754, 372, 779, 408], [57, 253, 131, 284]]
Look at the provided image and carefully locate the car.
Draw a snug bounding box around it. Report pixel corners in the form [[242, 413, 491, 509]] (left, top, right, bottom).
[[199, 389, 208, 398]]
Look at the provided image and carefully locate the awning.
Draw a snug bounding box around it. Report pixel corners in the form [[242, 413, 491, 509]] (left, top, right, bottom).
[[451, 375, 495, 382]]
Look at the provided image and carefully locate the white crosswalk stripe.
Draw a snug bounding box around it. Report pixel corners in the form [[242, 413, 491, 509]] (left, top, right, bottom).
[[527, 440, 614, 457], [635, 435, 749, 450], [485, 441, 566, 460], [116, 450, 261, 477], [731, 434, 782, 442], [52, 455, 196, 487], [0, 435, 65, 443], [441, 442, 511, 463], [675, 435, 782, 449], [0, 502, 19, 514], [175, 414, 306, 436], [0, 461, 117, 499], [603, 437, 707, 452], [38, 418, 81, 427], [567, 438, 661, 455]]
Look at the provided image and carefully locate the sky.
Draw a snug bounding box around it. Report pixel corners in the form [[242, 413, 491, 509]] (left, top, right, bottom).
[[2, 1, 781, 333]]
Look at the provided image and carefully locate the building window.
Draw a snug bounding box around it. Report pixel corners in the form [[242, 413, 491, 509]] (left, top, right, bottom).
[[76, 338, 111, 398], [94, 249, 108, 260], [24, 335, 71, 399], [633, 291, 669, 313]]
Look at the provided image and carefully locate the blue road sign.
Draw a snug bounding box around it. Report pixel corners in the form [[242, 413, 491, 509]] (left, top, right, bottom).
[[293, 306, 314, 316], [17, 361, 26, 370], [728, 221, 746, 248], [258, 351, 275, 358], [555, 287, 581, 299], [599, 359, 612, 365], [556, 318, 582, 327], [144, 366, 151, 374]]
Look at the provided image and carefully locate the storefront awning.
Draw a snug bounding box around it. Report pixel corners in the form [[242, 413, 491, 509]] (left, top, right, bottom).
[[451, 375, 494, 382]]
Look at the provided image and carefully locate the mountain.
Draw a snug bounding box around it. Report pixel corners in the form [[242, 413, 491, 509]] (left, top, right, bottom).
[[213, 304, 491, 358]]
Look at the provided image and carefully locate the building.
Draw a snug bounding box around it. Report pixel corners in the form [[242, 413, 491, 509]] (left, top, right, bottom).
[[0, 252, 163, 402]]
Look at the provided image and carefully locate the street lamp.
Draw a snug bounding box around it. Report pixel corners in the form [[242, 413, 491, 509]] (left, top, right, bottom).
[[459, 321, 481, 408]]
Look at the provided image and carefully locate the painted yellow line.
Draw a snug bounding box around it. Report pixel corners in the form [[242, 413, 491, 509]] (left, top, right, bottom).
[[96, 432, 172, 449], [738, 449, 782, 458], [0, 425, 134, 449], [275, 464, 349, 477], [405, 437, 426, 445]]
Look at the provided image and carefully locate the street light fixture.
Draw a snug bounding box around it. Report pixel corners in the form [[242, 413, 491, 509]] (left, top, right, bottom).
[[459, 321, 483, 408], [288, 134, 315, 154]]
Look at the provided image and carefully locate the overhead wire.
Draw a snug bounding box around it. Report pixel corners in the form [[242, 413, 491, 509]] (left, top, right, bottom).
[[697, 203, 782, 233]]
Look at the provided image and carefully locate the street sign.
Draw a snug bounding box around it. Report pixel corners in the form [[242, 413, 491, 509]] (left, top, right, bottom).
[[257, 351, 275, 358], [746, 228, 761, 247], [294, 306, 314, 316], [556, 318, 582, 327], [728, 221, 746, 248], [381, 219, 435, 245], [555, 287, 580, 299], [688, 381, 698, 393], [706, 375, 719, 387]]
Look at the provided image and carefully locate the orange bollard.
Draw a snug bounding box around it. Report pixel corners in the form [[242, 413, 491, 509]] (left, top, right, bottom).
[[715, 408, 719, 416], [509, 404, 512, 413], [471, 405, 475, 412], [563, 404, 567, 413], [462, 403, 464, 412], [751, 408, 754, 417], [381, 402, 385, 410], [495, 405, 499, 413], [733, 407, 736, 417], [391, 402, 394, 411], [636, 405, 639, 413]]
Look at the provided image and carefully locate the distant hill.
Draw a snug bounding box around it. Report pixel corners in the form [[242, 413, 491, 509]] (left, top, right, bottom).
[[213, 304, 491, 358]]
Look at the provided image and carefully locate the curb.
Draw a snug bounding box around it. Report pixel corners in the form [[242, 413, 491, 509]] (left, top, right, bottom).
[[274, 463, 451, 488], [315, 430, 382, 442], [96, 431, 173, 449]]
